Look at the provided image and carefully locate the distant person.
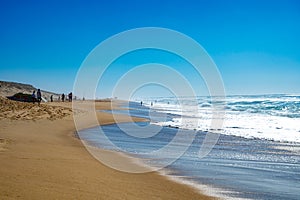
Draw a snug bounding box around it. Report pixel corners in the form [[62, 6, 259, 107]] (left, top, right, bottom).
[[140, 101, 143, 106], [58, 96, 60, 101], [32, 90, 36, 104], [68, 92, 72, 102], [151, 102, 153, 106], [37, 89, 42, 105], [62, 93, 65, 102], [50, 95, 53, 102]]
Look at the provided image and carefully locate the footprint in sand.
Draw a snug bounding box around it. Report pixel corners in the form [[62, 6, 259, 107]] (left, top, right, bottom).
[[0, 138, 11, 152]]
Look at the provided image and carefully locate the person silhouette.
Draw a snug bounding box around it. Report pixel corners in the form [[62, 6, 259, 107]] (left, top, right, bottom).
[[32, 90, 36, 104], [62, 93, 65, 102], [37, 89, 42, 105], [68, 92, 72, 102]]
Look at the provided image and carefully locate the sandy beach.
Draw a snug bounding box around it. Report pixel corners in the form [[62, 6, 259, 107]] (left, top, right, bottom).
[[1, 1, 299, 199], [0, 97, 214, 199]]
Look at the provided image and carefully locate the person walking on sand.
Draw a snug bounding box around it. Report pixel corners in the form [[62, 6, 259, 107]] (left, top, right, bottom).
[[37, 89, 42, 105], [62, 93, 65, 102], [32, 90, 36, 104], [50, 95, 53, 102]]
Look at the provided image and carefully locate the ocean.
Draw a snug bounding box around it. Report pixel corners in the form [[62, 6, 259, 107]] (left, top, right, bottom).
[[78, 94, 300, 199]]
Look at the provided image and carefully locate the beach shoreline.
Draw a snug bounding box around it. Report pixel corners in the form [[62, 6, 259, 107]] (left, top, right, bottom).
[[76, 99, 300, 200], [0, 99, 215, 199]]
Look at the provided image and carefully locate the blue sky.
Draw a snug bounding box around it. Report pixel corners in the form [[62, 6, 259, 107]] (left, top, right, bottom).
[[0, 0, 299, 97]]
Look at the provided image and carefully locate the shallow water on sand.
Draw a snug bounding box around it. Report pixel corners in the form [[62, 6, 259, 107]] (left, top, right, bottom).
[[79, 122, 300, 200]]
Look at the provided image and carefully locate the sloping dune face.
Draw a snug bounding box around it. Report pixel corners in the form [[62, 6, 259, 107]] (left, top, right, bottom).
[[0, 97, 72, 120]]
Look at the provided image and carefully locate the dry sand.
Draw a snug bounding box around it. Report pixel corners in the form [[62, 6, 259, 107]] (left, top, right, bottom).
[[0, 97, 215, 199]]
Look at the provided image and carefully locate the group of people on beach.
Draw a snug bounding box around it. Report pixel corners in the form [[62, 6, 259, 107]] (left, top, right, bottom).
[[60, 92, 73, 102], [32, 89, 42, 105], [32, 90, 73, 104]]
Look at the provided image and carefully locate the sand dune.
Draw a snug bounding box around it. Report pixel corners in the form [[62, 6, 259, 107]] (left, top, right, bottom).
[[0, 81, 59, 101], [0, 97, 72, 120]]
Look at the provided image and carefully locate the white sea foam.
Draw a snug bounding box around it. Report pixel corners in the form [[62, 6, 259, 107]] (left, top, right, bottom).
[[140, 95, 300, 143]]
